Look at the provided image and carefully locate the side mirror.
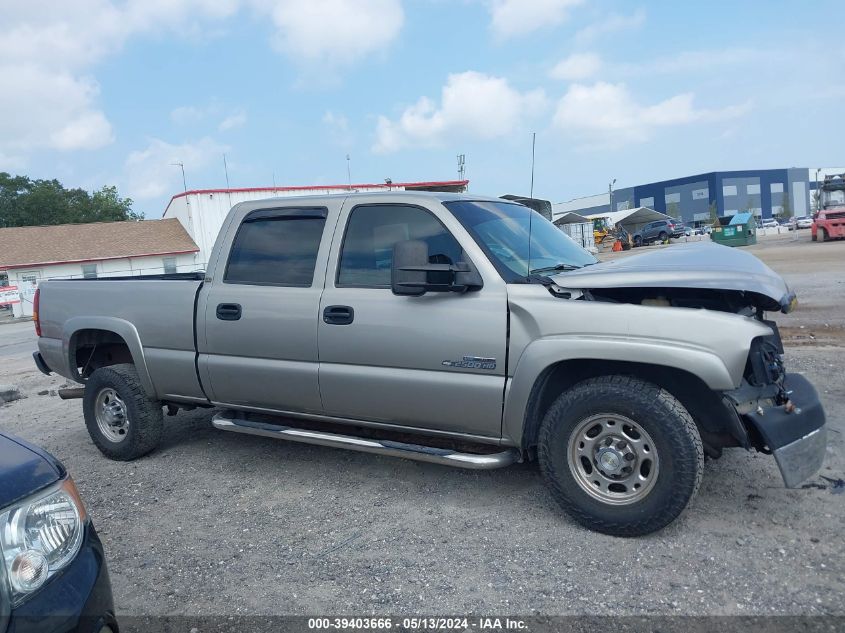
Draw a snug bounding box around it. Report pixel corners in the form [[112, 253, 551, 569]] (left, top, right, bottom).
[[391, 239, 483, 296]]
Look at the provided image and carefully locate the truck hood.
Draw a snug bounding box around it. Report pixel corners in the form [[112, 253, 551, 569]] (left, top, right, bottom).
[[551, 242, 794, 312]]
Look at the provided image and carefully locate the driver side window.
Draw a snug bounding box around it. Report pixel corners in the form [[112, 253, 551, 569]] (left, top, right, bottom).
[[337, 205, 463, 287]]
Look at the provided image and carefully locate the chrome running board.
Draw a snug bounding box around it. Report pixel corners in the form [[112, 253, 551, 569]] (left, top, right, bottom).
[[212, 413, 519, 470]]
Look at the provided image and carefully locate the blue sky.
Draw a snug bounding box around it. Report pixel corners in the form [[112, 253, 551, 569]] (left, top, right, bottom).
[[2, 0, 843, 217]]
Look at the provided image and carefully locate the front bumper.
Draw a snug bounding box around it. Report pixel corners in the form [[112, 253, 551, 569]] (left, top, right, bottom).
[[743, 373, 827, 488], [7, 523, 117, 633]]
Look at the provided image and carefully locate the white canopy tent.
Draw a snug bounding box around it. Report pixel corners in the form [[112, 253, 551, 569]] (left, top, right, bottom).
[[585, 207, 673, 234]]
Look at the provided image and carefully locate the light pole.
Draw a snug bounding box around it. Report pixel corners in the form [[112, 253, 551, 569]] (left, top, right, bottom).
[[170, 162, 187, 194], [608, 178, 616, 213]]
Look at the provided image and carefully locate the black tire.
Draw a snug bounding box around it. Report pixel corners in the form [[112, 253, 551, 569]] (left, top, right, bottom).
[[83, 364, 163, 461], [633, 236, 642, 247], [820, 228, 828, 242], [658, 231, 668, 242], [538, 375, 703, 536]]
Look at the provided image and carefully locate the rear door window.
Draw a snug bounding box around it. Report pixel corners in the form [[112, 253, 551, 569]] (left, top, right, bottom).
[[225, 208, 328, 286]]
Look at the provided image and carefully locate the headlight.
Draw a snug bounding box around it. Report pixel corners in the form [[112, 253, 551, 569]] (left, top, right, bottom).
[[0, 478, 86, 606]]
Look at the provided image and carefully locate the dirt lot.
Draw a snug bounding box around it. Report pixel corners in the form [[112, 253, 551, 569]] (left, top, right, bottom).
[[1, 231, 843, 617]]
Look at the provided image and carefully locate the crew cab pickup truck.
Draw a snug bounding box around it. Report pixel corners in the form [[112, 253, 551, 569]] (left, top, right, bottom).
[[32, 192, 827, 536]]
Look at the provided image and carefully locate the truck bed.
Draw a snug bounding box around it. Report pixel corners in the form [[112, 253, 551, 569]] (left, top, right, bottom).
[[37, 276, 206, 402]]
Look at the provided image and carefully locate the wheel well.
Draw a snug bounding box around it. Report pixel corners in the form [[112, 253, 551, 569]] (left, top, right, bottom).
[[71, 329, 135, 379], [521, 359, 746, 458]]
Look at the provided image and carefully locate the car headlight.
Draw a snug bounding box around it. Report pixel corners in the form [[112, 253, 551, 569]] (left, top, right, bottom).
[[0, 478, 86, 606]]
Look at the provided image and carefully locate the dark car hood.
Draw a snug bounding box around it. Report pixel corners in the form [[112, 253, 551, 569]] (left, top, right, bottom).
[[552, 241, 792, 312], [0, 431, 63, 509]]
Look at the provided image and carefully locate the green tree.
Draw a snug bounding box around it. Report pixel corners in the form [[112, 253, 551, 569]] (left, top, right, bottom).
[[0, 173, 141, 228], [780, 192, 793, 219], [708, 201, 719, 224]]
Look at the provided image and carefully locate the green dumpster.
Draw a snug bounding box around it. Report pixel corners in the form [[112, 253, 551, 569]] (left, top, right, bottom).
[[711, 211, 757, 247]]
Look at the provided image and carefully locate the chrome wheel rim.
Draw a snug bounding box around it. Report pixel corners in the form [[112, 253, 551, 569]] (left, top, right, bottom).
[[567, 413, 660, 505], [94, 388, 129, 443]]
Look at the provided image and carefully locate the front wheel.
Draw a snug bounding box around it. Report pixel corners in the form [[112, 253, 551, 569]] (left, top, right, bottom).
[[538, 375, 703, 536], [820, 228, 828, 242], [83, 364, 163, 461]]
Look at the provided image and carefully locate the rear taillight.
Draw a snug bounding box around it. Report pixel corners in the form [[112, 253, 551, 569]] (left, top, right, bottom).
[[33, 288, 41, 337]]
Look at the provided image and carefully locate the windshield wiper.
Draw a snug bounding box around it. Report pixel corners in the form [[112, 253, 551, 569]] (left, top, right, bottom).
[[529, 263, 583, 274]]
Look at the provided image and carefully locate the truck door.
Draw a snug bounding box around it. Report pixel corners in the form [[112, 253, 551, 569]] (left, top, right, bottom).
[[317, 198, 508, 438], [197, 200, 339, 413]]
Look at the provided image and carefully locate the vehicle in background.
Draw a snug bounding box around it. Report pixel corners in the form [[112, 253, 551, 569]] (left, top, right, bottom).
[[670, 222, 686, 238], [761, 218, 779, 229], [796, 217, 813, 230], [777, 217, 794, 230], [632, 219, 677, 246], [592, 218, 613, 245], [812, 173, 845, 242], [683, 225, 692, 237], [32, 192, 826, 536], [0, 430, 117, 633]]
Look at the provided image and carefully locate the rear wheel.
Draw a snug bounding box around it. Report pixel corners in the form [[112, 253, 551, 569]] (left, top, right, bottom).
[[820, 228, 829, 242], [538, 375, 703, 536], [633, 236, 642, 247], [658, 231, 668, 242], [83, 364, 163, 460]]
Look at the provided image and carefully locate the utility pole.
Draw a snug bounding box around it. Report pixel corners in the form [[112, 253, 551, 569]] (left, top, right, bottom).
[[529, 132, 536, 198]]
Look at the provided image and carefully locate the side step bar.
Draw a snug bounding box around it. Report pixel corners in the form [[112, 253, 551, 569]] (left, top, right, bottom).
[[212, 413, 519, 470]]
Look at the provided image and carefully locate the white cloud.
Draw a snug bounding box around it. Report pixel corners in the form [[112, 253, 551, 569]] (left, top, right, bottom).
[[549, 52, 602, 81], [374, 71, 547, 153], [574, 8, 645, 43], [552, 82, 751, 148], [125, 137, 229, 199], [0, 0, 397, 168], [0, 1, 241, 165], [489, 0, 584, 39], [259, 0, 404, 65], [0, 64, 114, 155], [218, 110, 248, 131]]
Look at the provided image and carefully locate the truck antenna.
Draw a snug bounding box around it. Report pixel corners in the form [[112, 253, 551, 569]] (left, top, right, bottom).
[[527, 133, 536, 278]]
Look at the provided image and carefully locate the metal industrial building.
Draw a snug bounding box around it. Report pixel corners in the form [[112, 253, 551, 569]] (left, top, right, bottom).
[[553, 168, 823, 225], [163, 180, 469, 265]]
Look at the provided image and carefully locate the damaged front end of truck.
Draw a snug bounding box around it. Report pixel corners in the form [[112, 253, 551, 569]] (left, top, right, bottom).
[[547, 242, 827, 488]]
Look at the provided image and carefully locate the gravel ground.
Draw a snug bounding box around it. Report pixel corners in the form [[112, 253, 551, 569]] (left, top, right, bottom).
[[0, 231, 843, 617]]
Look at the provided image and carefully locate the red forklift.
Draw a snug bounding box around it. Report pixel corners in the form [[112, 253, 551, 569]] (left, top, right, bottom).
[[812, 173, 845, 241]]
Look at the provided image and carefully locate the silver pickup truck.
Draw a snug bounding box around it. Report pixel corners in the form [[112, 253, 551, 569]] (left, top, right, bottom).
[[33, 192, 826, 536]]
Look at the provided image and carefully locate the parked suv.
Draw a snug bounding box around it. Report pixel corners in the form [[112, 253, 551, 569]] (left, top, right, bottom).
[[633, 219, 678, 246]]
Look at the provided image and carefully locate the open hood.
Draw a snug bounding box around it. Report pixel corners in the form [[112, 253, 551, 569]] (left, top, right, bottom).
[[551, 242, 794, 313]]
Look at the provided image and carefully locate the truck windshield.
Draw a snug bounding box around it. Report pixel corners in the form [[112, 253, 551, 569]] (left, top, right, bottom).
[[822, 189, 845, 208], [445, 200, 597, 281]]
